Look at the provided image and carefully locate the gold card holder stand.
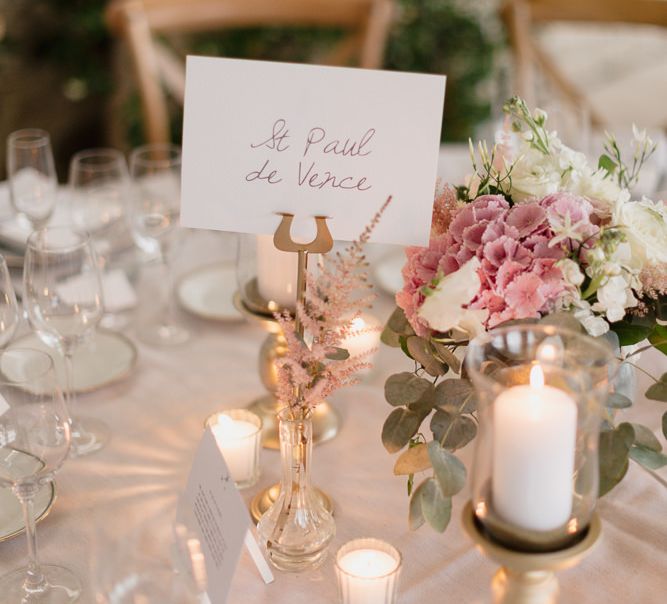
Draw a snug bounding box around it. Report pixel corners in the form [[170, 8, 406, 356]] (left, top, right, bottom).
[[462, 502, 601, 604], [248, 213, 336, 523], [234, 214, 340, 450]]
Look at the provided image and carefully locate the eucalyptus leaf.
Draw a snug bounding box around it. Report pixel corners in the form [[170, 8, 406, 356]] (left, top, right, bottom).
[[407, 385, 437, 413], [629, 445, 667, 470], [663, 411, 667, 440], [384, 372, 433, 407], [409, 480, 426, 530], [629, 423, 662, 452], [382, 408, 424, 454], [434, 379, 478, 414], [606, 392, 632, 409], [387, 306, 413, 336], [419, 478, 452, 533], [431, 342, 462, 374], [394, 443, 432, 475], [399, 336, 413, 360], [648, 325, 667, 355], [407, 336, 447, 377], [598, 423, 634, 497], [428, 441, 467, 496], [645, 373, 667, 402], [325, 347, 350, 361], [430, 409, 477, 451], [380, 325, 401, 348]]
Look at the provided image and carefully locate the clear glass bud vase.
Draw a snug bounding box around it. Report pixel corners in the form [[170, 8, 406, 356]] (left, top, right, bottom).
[[257, 409, 335, 571]]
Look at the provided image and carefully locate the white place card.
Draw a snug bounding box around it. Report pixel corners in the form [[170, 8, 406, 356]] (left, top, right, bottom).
[[183, 428, 272, 603], [181, 56, 446, 246]]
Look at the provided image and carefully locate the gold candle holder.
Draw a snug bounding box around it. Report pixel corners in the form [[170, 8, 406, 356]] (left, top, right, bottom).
[[462, 502, 601, 604]]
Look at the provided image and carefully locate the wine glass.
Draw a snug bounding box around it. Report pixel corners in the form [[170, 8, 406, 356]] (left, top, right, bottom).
[[0, 347, 80, 602], [69, 148, 133, 330], [23, 226, 109, 456], [6, 128, 58, 231], [129, 143, 189, 346], [0, 255, 20, 347]]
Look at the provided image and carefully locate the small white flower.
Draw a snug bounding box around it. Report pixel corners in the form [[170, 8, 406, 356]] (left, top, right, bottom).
[[418, 258, 488, 336], [572, 300, 610, 337], [592, 275, 638, 323], [557, 258, 585, 287]]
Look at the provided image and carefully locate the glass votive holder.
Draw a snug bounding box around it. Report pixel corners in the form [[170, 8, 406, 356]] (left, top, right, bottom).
[[335, 538, 402, 604], [465, 324, 617, 552], [205, 409, 262, 489]]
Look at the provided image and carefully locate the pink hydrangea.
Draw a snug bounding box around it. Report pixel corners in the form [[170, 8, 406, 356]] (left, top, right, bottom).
[[397, 190, 600, 335]]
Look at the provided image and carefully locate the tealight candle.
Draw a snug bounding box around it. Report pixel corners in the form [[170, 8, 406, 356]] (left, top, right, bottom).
[[206, 409, 262, 489], [256, 234, 298, 310], [340, 314, 381, 374], [335, 538, 402, 604], [492, 365, 577, 531]]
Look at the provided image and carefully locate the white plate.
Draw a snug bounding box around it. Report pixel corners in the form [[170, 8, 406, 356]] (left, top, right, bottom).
[[0, 482, 55, 543], [373, 250, 405, 296], [177, 262, 242, 322], [9, 330, 138, 394]]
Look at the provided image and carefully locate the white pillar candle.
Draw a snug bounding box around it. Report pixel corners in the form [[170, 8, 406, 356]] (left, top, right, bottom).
[[492, 365, 577, 532], [340, 314, 381, 373], [256, 234, 298, 310], [336, 540, 401, 604], [209, 410, 261, 489]]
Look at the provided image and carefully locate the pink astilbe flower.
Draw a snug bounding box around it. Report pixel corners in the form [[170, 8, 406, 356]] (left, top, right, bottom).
[[275, 198, 389, 418]]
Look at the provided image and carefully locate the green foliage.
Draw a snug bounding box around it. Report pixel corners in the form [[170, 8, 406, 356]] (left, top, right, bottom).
[[662, 412, 667, 439], [598, 423, 633, 497], [385, 0, 501, 141], [646, 373, 667, 402]]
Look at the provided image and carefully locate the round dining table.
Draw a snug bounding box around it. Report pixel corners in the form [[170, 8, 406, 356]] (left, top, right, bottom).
[[0, 146, 665, 603]]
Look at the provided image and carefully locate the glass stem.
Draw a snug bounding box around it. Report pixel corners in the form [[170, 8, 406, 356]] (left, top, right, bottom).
[[160, 244, 176, 329], [63, 351, 80, 438], [17, 488, 47, 592]]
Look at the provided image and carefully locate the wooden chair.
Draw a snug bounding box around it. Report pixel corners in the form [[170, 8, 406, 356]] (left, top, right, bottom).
[[501, 0, 667, 127], [106, 0, 396, 145]]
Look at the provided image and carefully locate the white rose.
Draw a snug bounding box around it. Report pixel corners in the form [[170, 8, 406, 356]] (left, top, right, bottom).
[[593, 275, 638, 322], [556, 258, 585, 287], [571, 169, 623, 216], [615, 198, 667, 269], [418, 258, 488, 336]]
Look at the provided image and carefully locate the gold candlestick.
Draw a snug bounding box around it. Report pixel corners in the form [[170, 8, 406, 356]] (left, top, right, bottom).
[[462, 501, 601, 604]]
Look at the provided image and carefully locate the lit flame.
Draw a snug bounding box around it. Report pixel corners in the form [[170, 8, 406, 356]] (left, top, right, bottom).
[[530, 364, 545, 388]]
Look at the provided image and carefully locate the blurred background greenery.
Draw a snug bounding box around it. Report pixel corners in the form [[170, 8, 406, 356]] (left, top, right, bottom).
[[0, 0, 505, 180]]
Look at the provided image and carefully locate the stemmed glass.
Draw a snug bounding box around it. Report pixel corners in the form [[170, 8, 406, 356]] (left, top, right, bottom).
[[23, 227, 109, 456], [129, 143, 189, 346], [69, 148, 132, 330], [0, 348, 80, 602], [0, 255, 21, 347], [6, 129, 58, 231]]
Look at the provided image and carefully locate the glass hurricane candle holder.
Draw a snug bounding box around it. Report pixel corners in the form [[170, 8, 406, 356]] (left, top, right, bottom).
[[465, 324, 616, 552], [335, 538, 402, 604], [205, 409, 262, 489]]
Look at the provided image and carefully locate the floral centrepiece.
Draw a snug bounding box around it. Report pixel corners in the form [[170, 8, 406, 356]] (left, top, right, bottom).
[[382, 98, 667, 534]]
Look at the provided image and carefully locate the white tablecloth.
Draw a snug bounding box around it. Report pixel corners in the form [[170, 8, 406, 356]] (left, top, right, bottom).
[[0, 152, 666, 603]]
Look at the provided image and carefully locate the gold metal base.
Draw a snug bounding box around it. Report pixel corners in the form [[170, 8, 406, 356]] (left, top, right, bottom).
[[249, 483, 334, 524], [462, 502, 601, 604], [247, 394, 341, 449]]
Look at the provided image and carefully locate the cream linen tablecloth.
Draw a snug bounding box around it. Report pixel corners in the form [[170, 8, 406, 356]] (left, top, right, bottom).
[[0, 149, 666, 603]]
